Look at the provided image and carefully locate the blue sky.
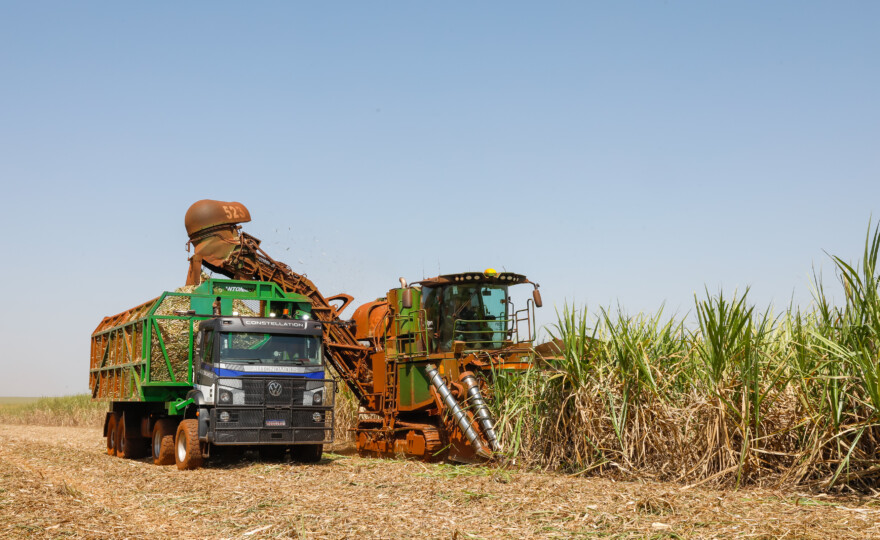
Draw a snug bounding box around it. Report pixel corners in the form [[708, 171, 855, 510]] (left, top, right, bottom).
[[0, 2, 877, 396]]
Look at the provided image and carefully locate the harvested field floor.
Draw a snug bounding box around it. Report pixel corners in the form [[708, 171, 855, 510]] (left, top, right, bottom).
[[0, 425, 878, 539]]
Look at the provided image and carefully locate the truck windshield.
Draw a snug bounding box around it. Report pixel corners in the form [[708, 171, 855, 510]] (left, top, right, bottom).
[[219, 332, 322, 366]]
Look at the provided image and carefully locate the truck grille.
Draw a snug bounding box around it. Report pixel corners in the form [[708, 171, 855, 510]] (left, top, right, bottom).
[[242, 378, 306, 406]]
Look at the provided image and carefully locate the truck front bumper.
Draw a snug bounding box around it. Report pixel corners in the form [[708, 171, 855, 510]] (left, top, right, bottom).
[[209, 406, 334, 445]]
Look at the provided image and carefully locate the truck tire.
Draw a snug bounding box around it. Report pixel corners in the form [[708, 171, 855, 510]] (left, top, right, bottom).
[[152, 419, 176, 465], [106, 413, 120, 456], [291, 444, 323, 463], [175, 419, 203, 470]]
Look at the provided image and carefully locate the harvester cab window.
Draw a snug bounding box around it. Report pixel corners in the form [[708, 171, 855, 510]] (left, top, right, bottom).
[[219, 332, 322, 366], [437, 285, 508, 350]]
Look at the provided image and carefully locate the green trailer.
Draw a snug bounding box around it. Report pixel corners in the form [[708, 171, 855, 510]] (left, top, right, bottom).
[[90, 278, 336, 469]]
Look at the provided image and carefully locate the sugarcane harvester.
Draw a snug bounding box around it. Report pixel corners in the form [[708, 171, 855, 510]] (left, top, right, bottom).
[[184, 200, 543, 461]]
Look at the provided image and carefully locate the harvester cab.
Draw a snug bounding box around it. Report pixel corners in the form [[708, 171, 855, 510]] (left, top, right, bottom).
[[415, 269, 542, 356]]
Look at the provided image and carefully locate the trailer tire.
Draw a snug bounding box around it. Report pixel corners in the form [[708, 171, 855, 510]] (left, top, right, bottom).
[[175, 419, 203, 470], [292, 444, 323, 463], [106, 413, 119, 456], [152, 419, 176, 465], [115, 418, 131, 458], [116, 416, 147, 459]]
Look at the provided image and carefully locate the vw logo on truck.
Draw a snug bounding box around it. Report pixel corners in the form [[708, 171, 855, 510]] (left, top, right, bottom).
[[267, 381, 283, 397]]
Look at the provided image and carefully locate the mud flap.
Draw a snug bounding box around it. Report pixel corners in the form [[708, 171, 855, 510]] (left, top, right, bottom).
[[198, 407, 210, 441]]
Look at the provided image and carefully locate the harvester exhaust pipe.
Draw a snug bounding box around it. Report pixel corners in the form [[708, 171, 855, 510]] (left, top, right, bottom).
[[460, 372, 501, 453], [425, 364, 491, 459]]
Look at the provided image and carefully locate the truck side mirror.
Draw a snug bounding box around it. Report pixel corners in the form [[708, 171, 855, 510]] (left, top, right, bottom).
[[402, 288, 413, 309], [532, 289, 543, 308]]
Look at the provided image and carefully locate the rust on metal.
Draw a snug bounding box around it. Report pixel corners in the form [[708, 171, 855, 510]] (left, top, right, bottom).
[[184, 199, 251, 236], [351, 300, 390, 342], [184, 200, 251, 285]]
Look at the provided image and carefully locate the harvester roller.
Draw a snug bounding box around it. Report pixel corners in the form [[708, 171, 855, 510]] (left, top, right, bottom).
[[461, 372, 501, 453], [425, 364, 491, 459]]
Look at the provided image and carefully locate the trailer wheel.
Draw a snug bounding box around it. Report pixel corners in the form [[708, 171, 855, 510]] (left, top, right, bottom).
[[116, 416, 146, 459], [115, 418, 130, 458], [175, 419, 203, 470], [291, 444, 323, 463], [152, 419, 176, 465], [106, 413, 120, 456]]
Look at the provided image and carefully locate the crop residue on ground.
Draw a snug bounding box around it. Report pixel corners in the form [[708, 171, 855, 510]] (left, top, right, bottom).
[[0, 425, 877, 539]]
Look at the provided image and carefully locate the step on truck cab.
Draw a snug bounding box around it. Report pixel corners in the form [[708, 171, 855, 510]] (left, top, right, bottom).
[[90, 278, 336, 469]]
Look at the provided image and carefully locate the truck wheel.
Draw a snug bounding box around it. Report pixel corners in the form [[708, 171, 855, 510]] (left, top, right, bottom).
[[152, 419, 176, 465], [106, 413, 120, 456], [292, 444, 323, 463], [175, 419, 203, 470]]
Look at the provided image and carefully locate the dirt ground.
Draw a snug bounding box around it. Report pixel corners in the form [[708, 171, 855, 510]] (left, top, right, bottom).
[[0, 425, 878, 539]]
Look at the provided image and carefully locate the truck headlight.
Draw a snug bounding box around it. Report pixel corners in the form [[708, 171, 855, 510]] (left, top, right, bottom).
[[219, 389, 233, 403], [312, 391, 322, 405], [312, 412, 322, 423], [219, 411, 231, 422]]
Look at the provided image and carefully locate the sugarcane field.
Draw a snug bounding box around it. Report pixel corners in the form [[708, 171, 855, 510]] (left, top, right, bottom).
[[2, 199, 880, 539], [3, 4, 879, 539]]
